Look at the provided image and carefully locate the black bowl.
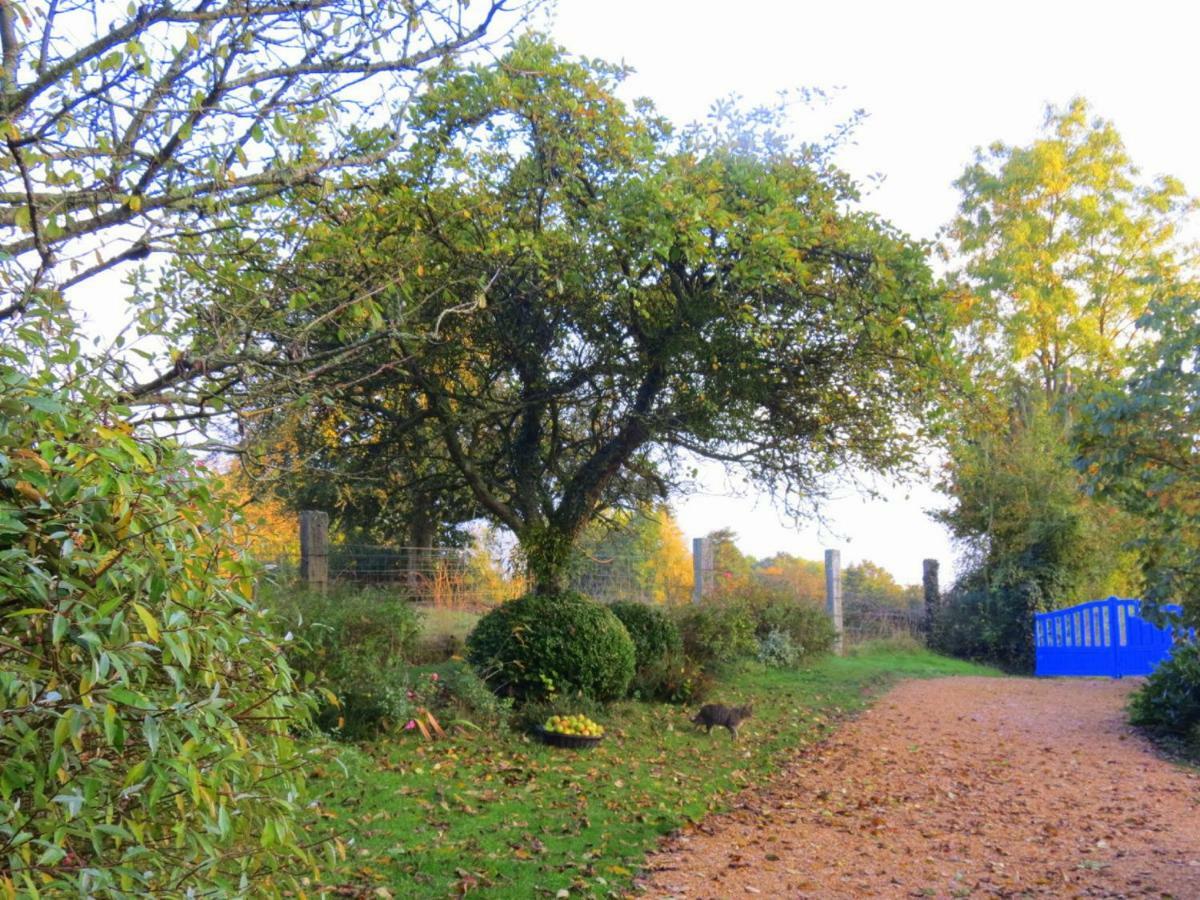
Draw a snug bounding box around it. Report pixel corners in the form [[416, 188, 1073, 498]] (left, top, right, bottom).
[[534, 726, 604, 749]]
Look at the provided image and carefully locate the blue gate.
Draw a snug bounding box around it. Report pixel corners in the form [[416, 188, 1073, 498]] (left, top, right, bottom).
[[1034, 598, 1190, 678]]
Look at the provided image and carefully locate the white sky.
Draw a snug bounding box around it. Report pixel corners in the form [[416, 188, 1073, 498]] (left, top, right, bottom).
[[546, 0, 1200, 587]]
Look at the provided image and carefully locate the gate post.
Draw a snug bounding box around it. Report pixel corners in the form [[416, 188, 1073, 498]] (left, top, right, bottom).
[[825, 549, 843, 655], [692, 538, 713, 603], [922, 558, 940, 640], [299, 510, 329, 592]]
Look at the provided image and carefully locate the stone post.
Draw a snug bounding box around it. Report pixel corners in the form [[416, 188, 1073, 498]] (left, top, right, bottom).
[[825, 548, 843, 655], [692, 537, 713, 603]]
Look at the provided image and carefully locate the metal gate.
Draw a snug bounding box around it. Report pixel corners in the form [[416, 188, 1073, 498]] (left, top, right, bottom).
[[1034, 598, 1190, 678]]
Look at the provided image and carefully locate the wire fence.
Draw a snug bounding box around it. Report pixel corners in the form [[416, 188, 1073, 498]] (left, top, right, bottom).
[[842, 595, 926, 644], [316, 544, 688, 609]]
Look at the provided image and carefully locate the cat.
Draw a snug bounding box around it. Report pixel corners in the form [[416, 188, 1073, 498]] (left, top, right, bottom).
[[691, 702, 753, 739]]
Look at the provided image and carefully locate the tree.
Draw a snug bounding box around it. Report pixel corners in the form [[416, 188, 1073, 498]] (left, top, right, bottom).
[[142, 37, 950, 592], [934, 99, 1189, 666], [1076, 292, 1200, 626], [754, 553, 824, 604], [0, 0, 534, 328], [947, 96, 1194, 400], [575, 504, 693, 604], [842, 561, 919, 609], [238, 394, 482, 547]]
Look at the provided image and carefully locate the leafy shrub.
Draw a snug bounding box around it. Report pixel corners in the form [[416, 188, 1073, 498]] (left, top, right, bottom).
[[466, 591, 636, 702], [432, 660, 513, 725], [629, 651, 713, 705], [757, 628, 801, 668], [608, 601, 682, 668], [672, 599, 758, 666], [932, 574, 1042, 671], [0, 367, 313, 894], [755, 598, 837, 658], [274, 587, 421, 738], [1129, 641, 1200, 742]]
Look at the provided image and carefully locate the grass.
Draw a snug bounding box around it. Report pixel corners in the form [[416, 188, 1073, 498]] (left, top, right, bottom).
[[309, 647, 998, 897], [413, 605, 481, 643]]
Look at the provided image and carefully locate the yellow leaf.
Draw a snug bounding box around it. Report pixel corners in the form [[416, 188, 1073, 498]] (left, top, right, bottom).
[[131, 602, 160, 641]]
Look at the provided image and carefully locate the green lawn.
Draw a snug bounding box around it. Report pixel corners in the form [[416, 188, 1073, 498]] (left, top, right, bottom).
[[311, 647, 998, 897]]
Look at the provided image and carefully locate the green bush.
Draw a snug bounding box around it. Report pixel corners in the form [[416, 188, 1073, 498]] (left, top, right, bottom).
[[273, 587, 421, 739], [608, 601, 682, 668], [756, 627, 800, 668], [932, 574, 1041, 671], [1129, 641, 1200, 744], [466, 591, 636, 702], [628, 651, 712, 705], [0, 366, 313, 894], [672, 599, 758, 666], [755, 598, 837, 659]]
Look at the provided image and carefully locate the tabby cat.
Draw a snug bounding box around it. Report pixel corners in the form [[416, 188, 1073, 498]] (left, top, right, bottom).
[[691, 702, 753, 739]]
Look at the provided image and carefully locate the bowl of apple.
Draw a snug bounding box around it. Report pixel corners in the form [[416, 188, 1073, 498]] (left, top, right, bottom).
[[535, 714, 605, 749]]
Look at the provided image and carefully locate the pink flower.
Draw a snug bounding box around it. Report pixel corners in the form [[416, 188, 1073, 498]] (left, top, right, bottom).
[[406, 690, 415, 700], [429, 672, 439, 682], [404, 720, 417, 731]]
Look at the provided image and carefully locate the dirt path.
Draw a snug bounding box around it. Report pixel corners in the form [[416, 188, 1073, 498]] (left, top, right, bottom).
[[638, 677, 1200, 898]]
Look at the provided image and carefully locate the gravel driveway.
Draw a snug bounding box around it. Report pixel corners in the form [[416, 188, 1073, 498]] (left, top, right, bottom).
[[637, 676, 1200, 898]]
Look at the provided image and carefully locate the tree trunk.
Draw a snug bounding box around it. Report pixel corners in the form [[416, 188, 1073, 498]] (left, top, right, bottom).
[[521, 522, 577, 596]]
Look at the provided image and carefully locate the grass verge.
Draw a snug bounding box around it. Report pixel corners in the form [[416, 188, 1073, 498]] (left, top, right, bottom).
[[310, 648, 998, 897]]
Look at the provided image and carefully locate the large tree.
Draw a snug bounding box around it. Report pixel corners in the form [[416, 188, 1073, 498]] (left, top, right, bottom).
[[934, 98, 1194, 666], [141, 37, 950, 592], [0, 0, 534, 329]]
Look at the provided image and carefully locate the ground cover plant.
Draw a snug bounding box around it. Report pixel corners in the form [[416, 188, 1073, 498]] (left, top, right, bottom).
[[309, 647, 998, 898]]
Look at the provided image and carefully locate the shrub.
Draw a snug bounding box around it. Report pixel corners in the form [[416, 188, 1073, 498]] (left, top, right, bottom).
[[629, 651, 713, 705], [466, 591, 635, 702], [672, 599, 757, 666], [608, 601, 682, 668], [932, 574, 1041, 671], [1129, 641, 1200, 742], [757, 628, 801, 668], [273, 587, 421, 738], [0, 367, 313, 894], [755, 598, 837, 658]]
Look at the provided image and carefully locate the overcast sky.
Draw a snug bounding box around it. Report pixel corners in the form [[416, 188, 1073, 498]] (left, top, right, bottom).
[[544, 0, 1200, 587]]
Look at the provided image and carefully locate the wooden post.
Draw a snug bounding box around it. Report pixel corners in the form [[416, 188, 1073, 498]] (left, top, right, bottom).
[[923, 558, 940, 640], [299, 510, 329, 591], [692, 537, 713, 603], [825, 549, 843, 655]]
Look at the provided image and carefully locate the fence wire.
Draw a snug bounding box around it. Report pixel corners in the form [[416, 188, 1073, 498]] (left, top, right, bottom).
[[318, 544, 686, 608], [842, 595, 926, 644]]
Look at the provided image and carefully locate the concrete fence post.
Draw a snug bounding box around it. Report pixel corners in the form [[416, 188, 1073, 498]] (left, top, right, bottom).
[[299, 510, 329, 591], [825, 548, 843, 655], [692, 537, 713, 603], [922, 558, 940, 640]]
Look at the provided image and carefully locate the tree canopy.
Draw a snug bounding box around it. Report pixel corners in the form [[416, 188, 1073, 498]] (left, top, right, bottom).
[[1077, 292, 1200, 625], [139, 37, 950, 590], [0, 0, 534, 329], [947, 97, 1194, 400]]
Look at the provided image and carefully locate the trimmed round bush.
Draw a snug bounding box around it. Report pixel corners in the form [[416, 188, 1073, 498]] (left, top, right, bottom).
[[609, 601, 682, 668], [466, 591, 636, 701]]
